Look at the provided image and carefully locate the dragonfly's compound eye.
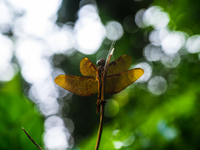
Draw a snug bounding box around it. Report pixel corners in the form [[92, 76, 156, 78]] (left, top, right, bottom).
[[96, 59, 105, 67]]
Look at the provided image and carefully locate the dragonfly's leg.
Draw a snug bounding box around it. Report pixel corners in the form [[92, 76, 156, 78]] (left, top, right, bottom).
[[96, 99, 107, 105], [96, 99, 101, 113], [96, 99, 107, 113]]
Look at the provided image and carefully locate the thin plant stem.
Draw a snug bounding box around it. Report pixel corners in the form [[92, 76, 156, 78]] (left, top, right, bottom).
[[95, 103, 105, 150], [22, 127, 43, 150], [95, 47, 115, 150]]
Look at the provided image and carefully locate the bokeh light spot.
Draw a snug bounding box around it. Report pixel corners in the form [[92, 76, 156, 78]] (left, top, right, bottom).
[[15, 38, 48, 65], [148, 76, 167, 95], [29, 80, 58, 103], [143, 6, 169, 29], [105, 21, 124, 40], [105, 99, 119, 117], [149, 29, 162, 46], [44, 126, 72, 150], [135, 9, 146, 28], [8, 0, 61, 19], [123, 134, 135, 147], [161, 53, 180, 68], [0, 3, 13, 33], [157, 120, 177, 140], [186, 35, 200, 53], [0, 63, 15, 82], [113, 141, 123, 149], [0, 34, 15, 81], [74, 4, 106, 54], [143, 44, 163, 61], [161, 31, 186, 55], [21, 59, 52, 84], [46, 25, 75, 54], [0, 34, 13, 65], [45, 116, 65, 130], [63, 118, 75, 134], [13, 15, 55, 37], [39, 97, 60, 116], [134, 62, 152, 82]]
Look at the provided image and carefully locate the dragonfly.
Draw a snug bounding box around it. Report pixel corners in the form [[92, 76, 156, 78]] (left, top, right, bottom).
[[55, 52, 144, 113], [55, 48, 144, 150]]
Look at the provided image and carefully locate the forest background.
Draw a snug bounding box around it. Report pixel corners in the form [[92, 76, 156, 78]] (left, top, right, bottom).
[[0, 0, 200, 149]]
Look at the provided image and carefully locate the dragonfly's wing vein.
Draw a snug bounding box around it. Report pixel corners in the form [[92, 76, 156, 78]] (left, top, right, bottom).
[[107, 55, 132, 76], [80, 57, 97, 76], [55, 75, 98, 96], [106, 68, 144, 94]]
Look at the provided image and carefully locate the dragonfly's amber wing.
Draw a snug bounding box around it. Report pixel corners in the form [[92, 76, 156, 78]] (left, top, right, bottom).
[[80, 57, 97, 76], [107, 55, 132, 76], [55, 75, 98, 96], [106, 68, 144, 94]]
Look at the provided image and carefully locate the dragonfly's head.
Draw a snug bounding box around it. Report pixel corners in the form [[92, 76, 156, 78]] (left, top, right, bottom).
[[96, 59, 105, 67]]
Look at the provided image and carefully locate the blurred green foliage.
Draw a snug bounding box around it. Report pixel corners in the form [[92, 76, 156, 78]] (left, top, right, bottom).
[[1, 0, 200, 150], [0, 75, 43, 150]]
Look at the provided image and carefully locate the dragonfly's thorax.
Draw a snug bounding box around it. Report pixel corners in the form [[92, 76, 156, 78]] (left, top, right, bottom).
[[97, 63, 105, 110], [97, 66, 104, 81]]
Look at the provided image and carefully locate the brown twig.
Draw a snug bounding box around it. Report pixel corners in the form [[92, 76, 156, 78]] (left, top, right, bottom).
[[22, 127, 43, 150], [95, 46, 115, 150], [95, 103, 105, 150]]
